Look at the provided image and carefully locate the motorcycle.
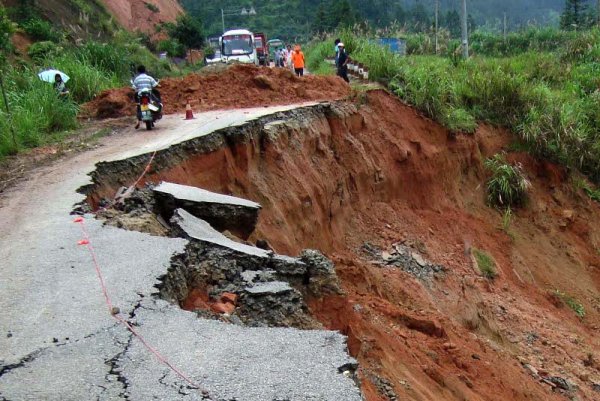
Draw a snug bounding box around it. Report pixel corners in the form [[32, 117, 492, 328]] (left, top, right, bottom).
[[137, 88, 163, 130], [131, 78, 163, 130]]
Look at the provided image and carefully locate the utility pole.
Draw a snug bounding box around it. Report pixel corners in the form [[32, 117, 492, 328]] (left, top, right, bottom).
[[461, 0, 469, 59], [503, 12, 507, 40], [221, 9, 225, 34], [434, 0, 439, 54]]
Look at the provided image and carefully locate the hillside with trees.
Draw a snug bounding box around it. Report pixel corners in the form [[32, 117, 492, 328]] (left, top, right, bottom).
[[181, 0, 589, 40]]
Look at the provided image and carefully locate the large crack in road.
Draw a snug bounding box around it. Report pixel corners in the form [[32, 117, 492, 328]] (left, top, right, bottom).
[[0, 106, 363, 401]]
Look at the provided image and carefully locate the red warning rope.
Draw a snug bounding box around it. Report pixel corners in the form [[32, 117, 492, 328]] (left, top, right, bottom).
[[130, 150, 157, 190], [74, 216, 212, 398], [96, 150, 158, 213]]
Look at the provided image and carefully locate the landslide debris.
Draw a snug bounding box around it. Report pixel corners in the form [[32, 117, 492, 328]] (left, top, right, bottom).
[[93, 182, 344, 331], [81, 64, 350, 119]]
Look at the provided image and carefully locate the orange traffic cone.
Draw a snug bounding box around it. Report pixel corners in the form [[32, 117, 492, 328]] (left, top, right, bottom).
[[184, 100, 195, 120]]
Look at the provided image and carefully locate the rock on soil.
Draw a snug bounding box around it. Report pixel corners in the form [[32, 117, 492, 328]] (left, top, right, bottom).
[[81, 64, 350, 119]]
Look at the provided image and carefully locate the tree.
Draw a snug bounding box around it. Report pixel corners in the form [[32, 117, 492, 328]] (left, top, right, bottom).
[[312, 3, 328, 32], [165, 14, 204, 51], [410, 3, 430, 31], [327, 0, 355, 29], [560, 0, 589, 29], [442, 10, 461, 38], [395, 5, 407, 24]]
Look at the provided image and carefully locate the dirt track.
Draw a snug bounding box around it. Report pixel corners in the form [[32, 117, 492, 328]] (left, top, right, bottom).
[[82, 64, 351, 119]]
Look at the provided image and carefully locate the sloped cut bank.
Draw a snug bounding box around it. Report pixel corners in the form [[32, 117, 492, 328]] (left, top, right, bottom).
[[82, 91, 600, 401]]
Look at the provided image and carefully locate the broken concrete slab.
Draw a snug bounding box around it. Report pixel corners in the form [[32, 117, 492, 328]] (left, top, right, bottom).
[[270, 254, 308, 276], [170, 208, 270, 259], [238, 284, 319, 329], [245, 281, 293, 295], [118, 299, 361, 400], [154, 181, 261, 239]]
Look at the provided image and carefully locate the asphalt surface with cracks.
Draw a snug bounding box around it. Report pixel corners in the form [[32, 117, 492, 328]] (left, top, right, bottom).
[[0, 107, 363, 400]]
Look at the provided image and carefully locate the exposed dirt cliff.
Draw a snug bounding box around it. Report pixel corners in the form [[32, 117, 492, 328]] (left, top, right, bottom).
[[2, 0, 182, 38], [100, 0, 182, 36], [85, 90, 600, 401]]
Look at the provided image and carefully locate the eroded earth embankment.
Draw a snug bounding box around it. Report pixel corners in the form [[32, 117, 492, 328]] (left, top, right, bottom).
[[83, 90, 600, 401]]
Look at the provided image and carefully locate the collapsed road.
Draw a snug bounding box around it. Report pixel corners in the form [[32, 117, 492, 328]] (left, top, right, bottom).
[[0, 106, 363, 400], [3, 82, 600, 401]]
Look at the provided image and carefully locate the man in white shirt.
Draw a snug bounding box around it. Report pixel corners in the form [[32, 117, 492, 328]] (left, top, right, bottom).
[[132, 65, 160, 129]]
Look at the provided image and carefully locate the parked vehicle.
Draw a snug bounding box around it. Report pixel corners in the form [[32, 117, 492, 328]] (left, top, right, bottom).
[[254, 32, 268, 66], [136, 88, 162, 130], [207, 35, 221, 50], [267, 39, 284, 64], [220, 29, 258, 64], [206, 49, 223, 64]]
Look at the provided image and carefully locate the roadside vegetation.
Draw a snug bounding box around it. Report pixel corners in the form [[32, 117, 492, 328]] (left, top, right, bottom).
[[0, 3, 206, 158], [307, 26, 600, 183]]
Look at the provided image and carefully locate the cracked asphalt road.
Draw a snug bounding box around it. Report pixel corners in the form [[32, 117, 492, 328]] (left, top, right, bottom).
[[0, 107, 363, 400]]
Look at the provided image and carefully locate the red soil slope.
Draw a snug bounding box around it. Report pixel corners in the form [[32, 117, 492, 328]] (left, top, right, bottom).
[[90, 90, 600, 401], [81, 64, 351, 119], [100, 0, 182, 36]]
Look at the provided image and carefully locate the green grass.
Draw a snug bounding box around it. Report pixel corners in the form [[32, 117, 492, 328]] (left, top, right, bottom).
[[0, 30, 174, 158], [485, 154, 530, 208], [573, 178, 600, 202], [553, 289, 585, 318], [472, 248, 497, 279], [305, 40, 334, 76], [306, 28, 600, 183]]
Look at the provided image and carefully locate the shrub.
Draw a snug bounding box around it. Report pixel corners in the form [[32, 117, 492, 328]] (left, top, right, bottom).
[[552, 290, 585, 318], [157, 39, 185, 58], [472, 248, 497, 279], [21, 18, 61, 42], [144, 2, 159, 13], [441, 107, 476, 134], [27, 41, 61, 61], [484, 154, 530, 208]]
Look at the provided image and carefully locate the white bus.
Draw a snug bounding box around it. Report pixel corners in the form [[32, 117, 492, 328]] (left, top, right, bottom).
[[220, 29, 258, 65]]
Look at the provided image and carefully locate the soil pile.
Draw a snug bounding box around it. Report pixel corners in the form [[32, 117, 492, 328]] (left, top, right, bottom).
[[81, 64, 351, 119]]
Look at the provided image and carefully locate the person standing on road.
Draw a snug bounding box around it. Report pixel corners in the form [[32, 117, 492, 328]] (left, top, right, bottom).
[[291, 45, 305, 77], [334, 38, 341, 67], [337, 43, 349, 83], [275, 48, 283, 67], [286, 44, 293, 71]]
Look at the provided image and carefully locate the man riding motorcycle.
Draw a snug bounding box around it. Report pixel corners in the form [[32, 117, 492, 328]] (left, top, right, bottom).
[[131, 65, 162, 129]]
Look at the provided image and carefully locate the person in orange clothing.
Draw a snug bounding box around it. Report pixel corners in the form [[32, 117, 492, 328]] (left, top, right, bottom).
[[291, 44, 305, 77]]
